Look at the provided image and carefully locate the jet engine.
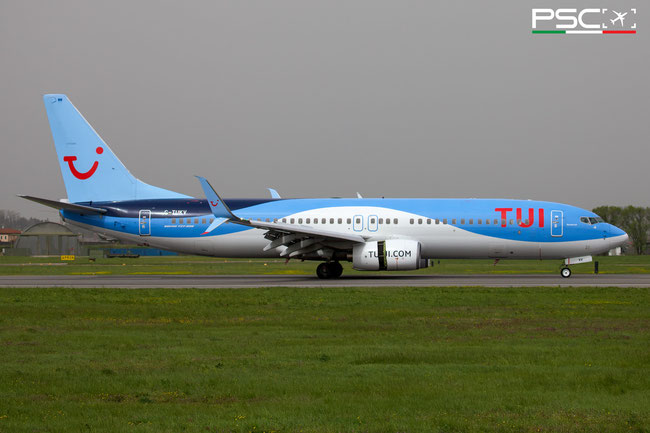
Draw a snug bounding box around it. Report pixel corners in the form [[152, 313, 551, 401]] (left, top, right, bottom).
[[352, 239, 428, 271]]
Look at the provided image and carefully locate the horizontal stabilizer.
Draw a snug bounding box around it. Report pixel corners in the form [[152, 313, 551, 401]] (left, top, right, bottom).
[[18, 195, 107, 214]]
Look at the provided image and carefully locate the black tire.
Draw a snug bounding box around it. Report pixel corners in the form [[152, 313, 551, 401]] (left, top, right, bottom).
[[316, 262, 330, 279], [316, 262, 343, 279], [330, 262, 343, 278], [561, 267, 572, 278]]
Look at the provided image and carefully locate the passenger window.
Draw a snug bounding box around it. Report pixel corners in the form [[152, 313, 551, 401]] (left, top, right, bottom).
[[501, 219, 506, 226], [273, 218, 277, 223], [338, 218, 342, 224], [210, 218, 214, 223], [509, 219, 514, 225], [313, 218, 318, 224], [266, 218, 270, 222], [524, 219, 529, 225], [393, 218, 398, 224], [172, 218, 176, 224], [330, 218, 334, 224], [282, 218, 287, 223], [427, 219, 431, 224], [435, 219, 439, 224], [347, 218, 351, 224], [494, 219, 498, 225], [452, 219, 457, 224], [443, 219, 447, 224], [418, 218, 423, 224], [410, 218, 414, 224], [290, 218, 295, 224], [298, 218, 303, 224], [322, 218, 326, 224], [385, 219, 391, 225], [461, 219, 465, 224], [306, 218, 310, 224], [485, 219, 489, 225], [379, 218, 384, 224], [202, 218, 206, 224], [477, 219, 481, 225], [469, 219, 473, 225]]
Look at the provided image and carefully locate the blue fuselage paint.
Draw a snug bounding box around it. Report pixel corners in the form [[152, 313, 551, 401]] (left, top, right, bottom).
[[61, 197, 627, 260]]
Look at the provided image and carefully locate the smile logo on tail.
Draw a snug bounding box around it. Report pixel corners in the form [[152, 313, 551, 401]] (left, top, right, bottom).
[[63, 147, 103, 180]]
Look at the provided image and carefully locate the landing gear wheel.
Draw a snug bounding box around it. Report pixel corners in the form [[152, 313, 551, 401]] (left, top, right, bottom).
[[316, 262, 343, 279], [316, 263, 331, 279], [330, 262, 343, 278], [560, 267, 572, 278]]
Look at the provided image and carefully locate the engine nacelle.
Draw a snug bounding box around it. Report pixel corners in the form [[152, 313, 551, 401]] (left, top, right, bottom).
[[353, 240, 428, 271]]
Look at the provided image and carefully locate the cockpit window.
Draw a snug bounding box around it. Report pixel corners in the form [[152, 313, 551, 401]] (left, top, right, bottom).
[[581, 216, 605, 225]]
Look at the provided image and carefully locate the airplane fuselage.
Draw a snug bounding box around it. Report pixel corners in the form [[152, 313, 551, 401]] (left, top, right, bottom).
[[28, 94, 629, 278], [62, 197, 627, 261]]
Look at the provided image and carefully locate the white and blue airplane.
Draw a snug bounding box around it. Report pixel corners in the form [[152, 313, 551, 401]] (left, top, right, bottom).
[[21, 94, 628, 278]]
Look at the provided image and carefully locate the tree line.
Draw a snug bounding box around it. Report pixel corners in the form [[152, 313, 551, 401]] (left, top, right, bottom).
[[593, 206, 650, 255], [0, 210, 44, 231]]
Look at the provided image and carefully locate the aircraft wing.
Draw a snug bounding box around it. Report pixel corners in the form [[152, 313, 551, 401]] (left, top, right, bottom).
[[196, 176, 366, 258], [18, 194, 107, 215], [243, 219, 366, 258]]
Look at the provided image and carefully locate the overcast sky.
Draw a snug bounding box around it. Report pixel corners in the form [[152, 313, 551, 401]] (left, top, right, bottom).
[[1, 0, 648, 221]]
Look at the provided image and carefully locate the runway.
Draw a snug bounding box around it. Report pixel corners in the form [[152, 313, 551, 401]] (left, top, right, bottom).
[[1, 274, 649, 288]]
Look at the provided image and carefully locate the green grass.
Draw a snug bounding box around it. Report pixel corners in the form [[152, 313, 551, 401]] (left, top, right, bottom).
[[1, 286, 648, 432], [1, 255, 649, 276]]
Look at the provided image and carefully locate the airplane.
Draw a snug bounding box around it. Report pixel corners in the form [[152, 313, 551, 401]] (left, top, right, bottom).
[[20, 94, 628, 279], [610, 11, 627, 26]]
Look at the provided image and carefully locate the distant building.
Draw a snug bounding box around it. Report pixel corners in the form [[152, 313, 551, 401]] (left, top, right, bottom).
[[14, 222, 81, 256], [0, 228, 21, 244]]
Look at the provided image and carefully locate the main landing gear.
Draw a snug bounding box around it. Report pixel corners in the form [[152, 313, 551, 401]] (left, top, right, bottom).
[[560, 267, 572, 278], [316, 262, 343, 279]]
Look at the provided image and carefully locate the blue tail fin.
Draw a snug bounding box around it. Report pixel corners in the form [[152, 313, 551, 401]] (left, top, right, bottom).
[[43, 94, 191, 203]]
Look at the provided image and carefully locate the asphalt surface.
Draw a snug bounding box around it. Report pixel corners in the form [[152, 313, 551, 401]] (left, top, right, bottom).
[[1, 274, 649, 288]]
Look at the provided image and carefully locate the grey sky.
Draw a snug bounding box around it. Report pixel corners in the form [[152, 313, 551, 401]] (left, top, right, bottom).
[[1, 0, 648, 221]]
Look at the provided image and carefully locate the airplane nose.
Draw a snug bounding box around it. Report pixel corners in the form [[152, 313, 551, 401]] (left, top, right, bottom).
[[608, 225, 628, 249]]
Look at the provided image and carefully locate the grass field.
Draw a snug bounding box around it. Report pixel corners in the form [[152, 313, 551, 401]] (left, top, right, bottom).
[[1, 286, 648, 432], [1, 254, 650, 276]]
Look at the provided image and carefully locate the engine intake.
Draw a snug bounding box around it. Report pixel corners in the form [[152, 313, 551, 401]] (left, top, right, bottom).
[[353, 240, 428, 271]]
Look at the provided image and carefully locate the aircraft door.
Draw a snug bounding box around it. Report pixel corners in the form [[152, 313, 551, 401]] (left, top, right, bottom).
[[353, 214, 364, 232], [139, 210, 151, 236], [551, 210, 563, 237], [368, 215, 378, 232]]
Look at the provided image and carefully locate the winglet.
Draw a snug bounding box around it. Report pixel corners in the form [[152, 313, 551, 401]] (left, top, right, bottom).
[[195, 176, 241, 221], [268, 188, 281, 199], [201, 217, 228, 235]]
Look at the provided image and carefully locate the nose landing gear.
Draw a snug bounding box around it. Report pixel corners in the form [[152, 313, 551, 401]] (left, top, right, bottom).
[[316, 262, 343, 279], [560, 267, 572, 278]]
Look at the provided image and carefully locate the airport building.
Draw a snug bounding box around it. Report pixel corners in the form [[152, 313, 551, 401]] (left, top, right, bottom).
[[13, 222, 82, 256], [0, 228, 21, 244]]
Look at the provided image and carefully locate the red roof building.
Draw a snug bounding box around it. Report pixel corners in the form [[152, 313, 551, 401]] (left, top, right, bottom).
[[0, 228, 21, 243]]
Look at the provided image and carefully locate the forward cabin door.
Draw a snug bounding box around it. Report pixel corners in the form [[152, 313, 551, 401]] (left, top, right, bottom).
[[139, 210, 151, 236], [551, 210, 563, 237]]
